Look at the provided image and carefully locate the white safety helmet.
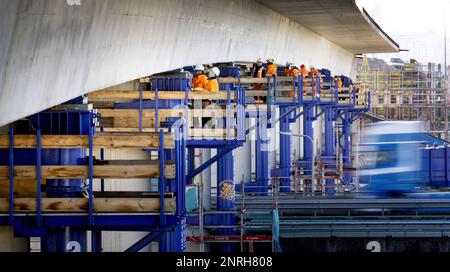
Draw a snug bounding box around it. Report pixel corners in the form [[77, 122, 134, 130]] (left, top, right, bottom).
[[194, 64, 205, 71], [211, 67, 221, 77]]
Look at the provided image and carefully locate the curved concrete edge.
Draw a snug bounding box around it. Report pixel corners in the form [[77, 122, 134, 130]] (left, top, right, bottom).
[[0, 0, 356, 127], [354, 1, 399, 53], [257, 0, 400, 54]]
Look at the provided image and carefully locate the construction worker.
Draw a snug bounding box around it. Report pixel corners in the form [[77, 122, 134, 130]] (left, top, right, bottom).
[[251, 58, 267, 104], [300, 65, 309, 94], [192, 64, 208, 90], [283, 62, 300, 98], [309, 66, 319, 78], [335, 75, 343, 91], [309, 66, 321, 98], [284, 62, 300, 76], [205, 67, 220, 93], [266, 58, 277, 76], [284, 62, 292, 76], [300, 65, 309, 78]]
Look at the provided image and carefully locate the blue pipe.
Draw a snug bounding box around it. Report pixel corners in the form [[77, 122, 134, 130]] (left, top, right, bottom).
[[217, 148, 235, 252]]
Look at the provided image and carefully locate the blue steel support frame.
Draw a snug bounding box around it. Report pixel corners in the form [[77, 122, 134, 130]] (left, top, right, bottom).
[[255, 113, 270, 194], [92, 230, 102, 252], [174, 126, 187, 252], [187, 147, 235, 182], [342, 111, 352, 185], [159, 130, 166, 227], [303, 106, 315, 192], [125, 231, 162, 252], [3, 108, 188, 252], [155, 88, 159, 132], [279, 106, 292, 192], [187, 147, 195, 185], [324, 107, 336, 193]]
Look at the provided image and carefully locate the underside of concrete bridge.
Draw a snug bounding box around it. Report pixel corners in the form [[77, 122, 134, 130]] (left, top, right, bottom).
[[0, 0, 398, 127]]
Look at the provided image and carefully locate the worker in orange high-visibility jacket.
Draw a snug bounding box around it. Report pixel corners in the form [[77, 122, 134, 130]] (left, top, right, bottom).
[[192, 64, 208, 90], [309, 66, 321, 97], [335, 75, 345, 101], [290, 66, 299, 76], [284, 62, 300, 76], [266, 58, 277, 76], [205, 67, 220, 93], [284, 62, 300, 97], [300, 65, 309, 95], [284, 62, 292, 76], [336, 76, 343, 90], [252, 58, 267, 103]]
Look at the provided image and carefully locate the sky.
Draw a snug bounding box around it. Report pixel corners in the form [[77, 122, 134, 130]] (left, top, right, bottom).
[[356, 0, 450, 64]]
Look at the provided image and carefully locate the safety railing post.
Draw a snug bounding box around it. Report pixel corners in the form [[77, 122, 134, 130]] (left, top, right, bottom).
[[159, 129, 166, 226], [8, 128, 14, 224], [155, 87, 159, 133], [334, 79, 339, 103], [139, 85, 143, 133], [88, 113, 94, 226], [36, 129, 42, 226], [226, 82, 232, 140], [184, 86, 189, 134], [272, 75, 277, 105], [100, 126, 105, 192]]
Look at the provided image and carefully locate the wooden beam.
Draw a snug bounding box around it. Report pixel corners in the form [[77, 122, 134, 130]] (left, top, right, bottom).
[[99, 109, 228, 118], [0, 179, 46, 198], [0, 197, 175, 213], [92, 101, 116, 109], [98, 109, 230, 129], [0, 134, 175, 149], [0, 163, 175, 179], [88, 90, 235, 100], [98, 128, 236, 138], [50, 104, 93, 111]]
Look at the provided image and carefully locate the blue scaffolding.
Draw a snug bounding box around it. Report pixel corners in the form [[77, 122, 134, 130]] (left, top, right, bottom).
[[0, 63, 370, 253]]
